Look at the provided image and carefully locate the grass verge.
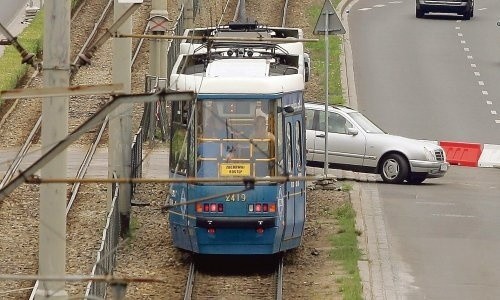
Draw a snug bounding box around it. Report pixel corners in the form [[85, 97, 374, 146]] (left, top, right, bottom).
[[0, 0, 81, 107], [331, 201, 363, 299], [307, 1, 364, 299], [306, 0, 344, 105]]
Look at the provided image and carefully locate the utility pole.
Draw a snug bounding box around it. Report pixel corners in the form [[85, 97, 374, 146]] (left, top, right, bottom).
[[110, 0, 133, 236], [184, 0, 194, 29], [36, 0, 70, 298], [147, 0, 169, 139], [150, 0, 168, 78], [313, 0, 345, 180]]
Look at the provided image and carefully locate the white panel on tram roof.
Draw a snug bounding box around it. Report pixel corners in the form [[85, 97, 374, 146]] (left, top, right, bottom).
[[206, 59, 268, 78]]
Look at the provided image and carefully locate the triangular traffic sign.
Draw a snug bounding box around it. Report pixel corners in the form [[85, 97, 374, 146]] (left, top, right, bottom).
[[313, 0, 345, 35]]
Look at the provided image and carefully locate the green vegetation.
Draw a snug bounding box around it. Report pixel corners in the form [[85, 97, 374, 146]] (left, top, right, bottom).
[[0, 11, 43, 105], [306, 1, 344, 105], [0, 0, 81, 107], [331, 203, 363, 299], [306, 1, 364, 299]]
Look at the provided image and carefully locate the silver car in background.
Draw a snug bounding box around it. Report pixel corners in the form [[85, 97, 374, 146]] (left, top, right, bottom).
[[305, 102, 449, 184]]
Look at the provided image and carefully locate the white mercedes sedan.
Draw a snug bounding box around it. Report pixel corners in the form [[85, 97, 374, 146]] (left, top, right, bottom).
[[305, 102, 449, 184]]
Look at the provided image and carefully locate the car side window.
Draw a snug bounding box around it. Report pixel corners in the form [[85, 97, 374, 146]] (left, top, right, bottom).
[[328, 112, 349, 134], [305, 109, 316, 130]]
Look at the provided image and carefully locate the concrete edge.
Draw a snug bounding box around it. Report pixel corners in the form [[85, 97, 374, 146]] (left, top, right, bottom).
[[350, 183, 372, 300], [337, 0, 372, 298]]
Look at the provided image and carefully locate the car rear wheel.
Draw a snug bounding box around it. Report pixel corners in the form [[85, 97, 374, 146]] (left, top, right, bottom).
[[407, 173, 427, 184], [380, 154, 409, 184], [416, 6, 424, 18]]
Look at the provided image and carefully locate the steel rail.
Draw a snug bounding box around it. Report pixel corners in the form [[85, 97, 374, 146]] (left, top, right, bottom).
[[281, 0, 290, 27], [276, 255, 284, 300], [26, 2, 140, 297], [183, 262, 196, 300]]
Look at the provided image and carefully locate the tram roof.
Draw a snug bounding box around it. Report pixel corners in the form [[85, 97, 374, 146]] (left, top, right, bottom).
[[170, 73, 304, 95]]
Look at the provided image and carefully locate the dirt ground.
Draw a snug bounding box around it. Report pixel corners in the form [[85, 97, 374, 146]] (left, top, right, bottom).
[[111, 179, 350, 299], [110, 0, 353, 298]]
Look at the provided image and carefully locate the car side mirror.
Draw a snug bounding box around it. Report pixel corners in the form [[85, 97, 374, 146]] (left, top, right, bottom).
[[347, 127, 358, 136]]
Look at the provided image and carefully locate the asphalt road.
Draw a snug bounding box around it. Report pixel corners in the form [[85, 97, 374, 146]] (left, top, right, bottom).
[[348, 0, 500, 145], [0, 0, 27, 25], [345, 0, 500, 298]]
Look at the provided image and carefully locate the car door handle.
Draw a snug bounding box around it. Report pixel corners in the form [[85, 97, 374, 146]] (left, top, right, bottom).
[[316, 133, 325, 138]]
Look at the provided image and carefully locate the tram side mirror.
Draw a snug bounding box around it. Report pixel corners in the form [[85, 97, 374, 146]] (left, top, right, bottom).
[[277, 106, 295, 113], [304, 53, 311, 82], [497, 20, 500, 26]]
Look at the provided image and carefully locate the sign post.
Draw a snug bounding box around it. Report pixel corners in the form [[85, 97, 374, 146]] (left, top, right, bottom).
[[313, 0, 345, 179]]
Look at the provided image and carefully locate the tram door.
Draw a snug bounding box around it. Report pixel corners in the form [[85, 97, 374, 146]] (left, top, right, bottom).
[[283, 114, 306, 240]]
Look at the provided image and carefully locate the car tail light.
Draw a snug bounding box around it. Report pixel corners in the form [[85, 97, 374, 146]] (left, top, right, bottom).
[[255, 204, 262, 212], [203, 203, 210, 212], [248, 204, 254, 212], [262, 204, 269, 212], [210, 203, 217, 212], [269, 203, 276, 212], [208, 228, 215, 234], [256, 227, 264, 234], [196, 203, 203, 213], [217, 203, 224, 212]]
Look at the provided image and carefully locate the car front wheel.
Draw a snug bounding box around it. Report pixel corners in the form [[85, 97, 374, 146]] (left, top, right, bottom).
[[380, 154, 409, 184], [407, 173, 427, 184]]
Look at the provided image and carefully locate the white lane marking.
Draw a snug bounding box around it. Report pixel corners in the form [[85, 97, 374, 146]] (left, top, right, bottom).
[[486, 100, 493, 105], [374, 4, 385, 7], [456, 20, 462, 23], [359, 7, 372, 11], [455, 26, 460, 30], [458, 33, 463, 37], [478, 81, 485, 86], [496, 120, 500, 124], [461, 40, 466, 44], [467, 55, 473, 59], [478, 8, 487, 11], [432, 214, 475, 218], [491, 111, 497, 115], [464, 47, 470, 52], [389, 1, 403, 3], [471, 63, 476, 68], [415, 201, 455, 206], [474, 72, 480, 76], [482, 91, 489, 95]]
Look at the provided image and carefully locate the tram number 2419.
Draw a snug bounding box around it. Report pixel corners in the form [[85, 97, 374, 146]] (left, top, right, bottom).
[[225, 193, 246, 202]]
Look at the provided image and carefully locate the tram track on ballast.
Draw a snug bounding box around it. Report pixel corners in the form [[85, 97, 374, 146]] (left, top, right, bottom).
[[184, 255, 284, 300], [0, 0, 156, 297], [180, 1, 291, 299]]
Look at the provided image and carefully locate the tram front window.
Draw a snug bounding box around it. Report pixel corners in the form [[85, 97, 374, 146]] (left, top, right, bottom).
[[196, 100, 276, 180]]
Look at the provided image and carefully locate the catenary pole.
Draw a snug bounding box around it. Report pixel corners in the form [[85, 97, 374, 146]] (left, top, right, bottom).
[[148, 0, 169, 139], [184, 0, 194, 28], [111, 0, 133, 236], [323, 9, 330, 178], [36, 0, 70, 298]]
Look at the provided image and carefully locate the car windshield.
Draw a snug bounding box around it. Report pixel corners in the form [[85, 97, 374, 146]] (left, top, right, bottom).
[[348, 112, 385, 134]]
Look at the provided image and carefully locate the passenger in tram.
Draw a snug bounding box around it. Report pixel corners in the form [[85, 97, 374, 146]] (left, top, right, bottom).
[[251, 115, 275, 177]]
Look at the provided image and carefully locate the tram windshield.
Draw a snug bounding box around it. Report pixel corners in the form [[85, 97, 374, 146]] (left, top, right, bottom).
[[196, 99, 276, 181]]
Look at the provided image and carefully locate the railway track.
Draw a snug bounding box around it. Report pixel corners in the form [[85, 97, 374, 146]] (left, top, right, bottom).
[[0, 0, 157, 297], [184, 255, 284, 300], [179, 1, 291, 299]]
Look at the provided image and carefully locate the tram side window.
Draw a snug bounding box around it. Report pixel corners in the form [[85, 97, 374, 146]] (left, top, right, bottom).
[[170, 101, 190, 175], [286, 122, 293, 174], [295, 120, 302, 170], [276, 108, 284, 174]]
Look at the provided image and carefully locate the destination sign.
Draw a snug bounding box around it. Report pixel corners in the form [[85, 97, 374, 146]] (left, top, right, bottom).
[[219, 163, 251, 176]]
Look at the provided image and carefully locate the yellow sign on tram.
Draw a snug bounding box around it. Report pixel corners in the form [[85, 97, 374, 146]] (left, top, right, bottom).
[[220, 163, 251, 176]]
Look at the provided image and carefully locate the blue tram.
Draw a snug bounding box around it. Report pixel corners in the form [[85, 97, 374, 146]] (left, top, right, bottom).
[[166, 23, 311, 255]]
